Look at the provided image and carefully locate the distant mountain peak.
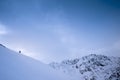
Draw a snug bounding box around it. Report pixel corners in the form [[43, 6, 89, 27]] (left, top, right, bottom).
[[50, 54, 120, 80]]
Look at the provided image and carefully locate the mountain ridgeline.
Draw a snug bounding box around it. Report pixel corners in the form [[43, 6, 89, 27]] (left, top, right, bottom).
[[50, 54, 120, 80]]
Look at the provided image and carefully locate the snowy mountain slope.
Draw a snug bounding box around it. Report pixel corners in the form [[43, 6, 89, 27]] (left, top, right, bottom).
[[50, 54, 120, 80], [0, 44, 70, 80]]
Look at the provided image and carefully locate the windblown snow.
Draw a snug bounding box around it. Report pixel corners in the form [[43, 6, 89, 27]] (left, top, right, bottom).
[[0, 44, 69, 80]]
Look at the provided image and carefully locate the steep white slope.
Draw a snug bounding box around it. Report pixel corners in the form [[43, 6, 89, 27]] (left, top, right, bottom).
[[0, 44, 69, 80]]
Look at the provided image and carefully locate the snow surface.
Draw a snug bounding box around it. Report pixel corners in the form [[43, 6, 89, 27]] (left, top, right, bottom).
[[0, 44, 70, 80], [1, 44, 119, 80]]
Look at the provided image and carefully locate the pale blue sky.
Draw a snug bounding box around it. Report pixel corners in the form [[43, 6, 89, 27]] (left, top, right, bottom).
[[0, 0, 120, 63]]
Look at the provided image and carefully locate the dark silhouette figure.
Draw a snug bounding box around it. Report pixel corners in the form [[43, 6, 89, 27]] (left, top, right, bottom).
[[19, 51, 21, 53]]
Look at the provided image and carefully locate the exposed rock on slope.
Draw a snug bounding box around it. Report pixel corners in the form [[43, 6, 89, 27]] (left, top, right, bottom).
[[50, 54, 120, 80]]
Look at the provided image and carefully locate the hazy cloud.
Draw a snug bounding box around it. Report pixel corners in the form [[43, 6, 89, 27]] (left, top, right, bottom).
[[0, 0, 120, 63], [0, 23, 8, 35]]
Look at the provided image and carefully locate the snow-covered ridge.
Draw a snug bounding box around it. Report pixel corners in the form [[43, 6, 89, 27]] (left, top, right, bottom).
[[0, 44, 69, 80], [50, 54, 120, 80]]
